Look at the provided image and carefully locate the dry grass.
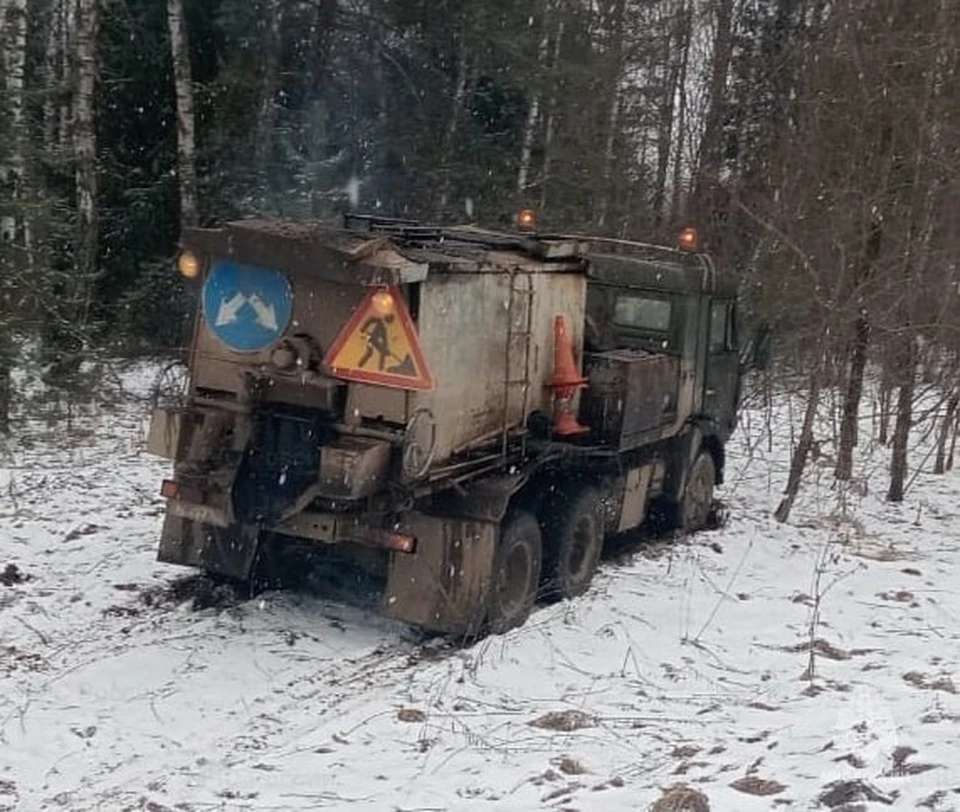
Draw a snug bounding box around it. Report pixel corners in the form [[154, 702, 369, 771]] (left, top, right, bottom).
[[903, 671, 957, 694], [555, 756, 587, 775], [650, 784, 710, 812], [730, 776, 787, 796], [528, 709, 596, 731]]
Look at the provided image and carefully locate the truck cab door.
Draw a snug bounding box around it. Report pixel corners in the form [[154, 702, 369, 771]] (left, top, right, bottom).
[[703, 299, 740, 437]]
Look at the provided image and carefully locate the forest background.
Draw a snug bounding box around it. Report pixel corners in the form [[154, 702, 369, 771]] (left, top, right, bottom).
[[2, 0, 960, 509]]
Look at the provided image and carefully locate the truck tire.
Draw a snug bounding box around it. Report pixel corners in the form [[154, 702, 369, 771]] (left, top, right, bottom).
[[487, 510, 542, 634], [681, 451, 716, 532], [541, 485, 603, 600]]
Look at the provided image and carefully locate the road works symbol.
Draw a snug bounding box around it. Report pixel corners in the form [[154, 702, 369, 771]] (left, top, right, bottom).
[[324, 286, 434, 391], [201, 260, 293, 352]]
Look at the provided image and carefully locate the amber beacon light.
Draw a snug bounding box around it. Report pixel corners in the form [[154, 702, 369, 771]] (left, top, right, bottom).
[[678, 226, 700, 252], [516, 208, 538, 232], [371, 289, 396, 316], [177, 250, 201, 279]]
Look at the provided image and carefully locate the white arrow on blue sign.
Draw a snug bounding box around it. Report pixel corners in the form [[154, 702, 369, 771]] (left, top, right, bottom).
[[201, 260, 294, 352]]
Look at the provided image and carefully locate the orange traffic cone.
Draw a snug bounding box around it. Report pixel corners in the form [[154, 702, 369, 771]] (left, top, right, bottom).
[[548, 315, 589, 436]]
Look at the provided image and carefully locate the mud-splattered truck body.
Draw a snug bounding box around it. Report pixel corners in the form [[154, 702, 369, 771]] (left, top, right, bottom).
[[148, 215, 756, 634]]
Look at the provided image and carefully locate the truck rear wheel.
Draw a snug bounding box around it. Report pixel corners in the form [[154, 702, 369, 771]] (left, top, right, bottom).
[[541, 485, 603, 600], [487, 511, 542, 634], [681, 451, 716, 532]]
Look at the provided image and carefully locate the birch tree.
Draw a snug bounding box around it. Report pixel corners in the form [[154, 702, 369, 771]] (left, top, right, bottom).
[[538, 1, 566, 211], [167, 0, 198, 230], [517, 10, 551, 195]]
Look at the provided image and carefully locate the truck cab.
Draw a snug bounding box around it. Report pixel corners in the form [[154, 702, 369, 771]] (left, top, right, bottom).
[[584, 239, 743, 449]]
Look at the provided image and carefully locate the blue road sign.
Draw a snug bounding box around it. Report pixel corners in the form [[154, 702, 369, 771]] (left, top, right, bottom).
[[201, 260, 294, 353]]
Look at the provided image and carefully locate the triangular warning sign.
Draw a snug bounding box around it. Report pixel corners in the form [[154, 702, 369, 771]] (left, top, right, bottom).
[[323, 285, 434, 391]]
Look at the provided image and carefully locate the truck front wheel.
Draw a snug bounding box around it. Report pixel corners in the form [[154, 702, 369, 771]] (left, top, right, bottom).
[[541, 485, 604, 600], [681, 451, 716, 532], [487, 511, 542, 634]]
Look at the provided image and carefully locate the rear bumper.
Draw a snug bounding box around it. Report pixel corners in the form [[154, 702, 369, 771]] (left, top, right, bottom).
[[158, 501, 499, 634]]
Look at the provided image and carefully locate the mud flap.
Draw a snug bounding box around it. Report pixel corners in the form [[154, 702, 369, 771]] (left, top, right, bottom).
[[158, 513, 260, 582], [382, 513, 497, 635]]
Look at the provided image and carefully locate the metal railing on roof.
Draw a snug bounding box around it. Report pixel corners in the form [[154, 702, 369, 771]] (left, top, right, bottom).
[[566, 233, 718, 292], [342, 213, 587, 261]]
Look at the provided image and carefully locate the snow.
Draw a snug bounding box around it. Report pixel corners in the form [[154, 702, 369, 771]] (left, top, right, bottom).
[[2, 366, 959, 811]]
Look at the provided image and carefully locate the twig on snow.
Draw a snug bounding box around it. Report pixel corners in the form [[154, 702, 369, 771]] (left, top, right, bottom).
[[14, 616, 50, 646]]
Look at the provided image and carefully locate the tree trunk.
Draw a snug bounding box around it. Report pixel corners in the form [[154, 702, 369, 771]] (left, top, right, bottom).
[[878, 365, 892, 445], [167, 0, 198, 230], [596, 0, 626, 229], [59, 0, 76, 151], [538, 7, 565, 212], [0, 332, 10, 435], [887, 0, 949, 502], [693, 0, 733, 225], [775, 365, 822, 523], [934, 390, 958, 475], [1, 0, 27, 244], [436, 34, 469, 215], [948, 407, 959, 472], [41, 0, 72, 154], [887, 341, 916, 503], [254, 0, 282, 180], [74, 0, 100, 311], [670, 0, 692, 223], [835, 312, 869, 480], [517, 17, 550, 195], [653, 2, 685, 228]]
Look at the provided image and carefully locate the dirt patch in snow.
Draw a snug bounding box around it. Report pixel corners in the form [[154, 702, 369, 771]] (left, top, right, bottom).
[[818, 779, 895, 807], [776, 638, 876, 661], [0, 563, 30, 587], [651, 784, 710, 812], [919, 790, 960, 809], [903, 671, 957, 694], [877, 589, 917, 604], [0, 779, 19, 812], [138, 574, 240, 612], [729, 776, 786, 796], [554, 756, 587, 775], [671, 745, 702, 759], [0, 644, 44, 674], [885, 746, 941, 777], [529, 710, 596, 732], [63, 523, 103, 542]]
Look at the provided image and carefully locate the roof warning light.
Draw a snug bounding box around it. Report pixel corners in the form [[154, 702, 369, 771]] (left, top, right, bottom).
[[678, 227, 700, 252]]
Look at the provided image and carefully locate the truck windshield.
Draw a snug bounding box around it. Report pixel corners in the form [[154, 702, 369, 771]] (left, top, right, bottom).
[[613, 294, 672, 332]]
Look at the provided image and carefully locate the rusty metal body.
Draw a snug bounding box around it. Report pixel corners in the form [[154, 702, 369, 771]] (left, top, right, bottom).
[[148, 215, 747, 634]]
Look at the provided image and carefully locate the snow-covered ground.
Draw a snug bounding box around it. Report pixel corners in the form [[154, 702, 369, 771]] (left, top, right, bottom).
[[1, 365, 959, 811]]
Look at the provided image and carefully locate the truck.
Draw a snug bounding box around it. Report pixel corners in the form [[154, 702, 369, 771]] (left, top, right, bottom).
[[147, 212, 766, 635]]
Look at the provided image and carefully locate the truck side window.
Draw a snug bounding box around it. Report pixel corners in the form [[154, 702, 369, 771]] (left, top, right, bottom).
[[613, 294, 672, 332], [709, 301, 733, 353]]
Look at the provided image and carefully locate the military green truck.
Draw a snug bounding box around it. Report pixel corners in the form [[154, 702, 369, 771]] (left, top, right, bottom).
[[148, 214, 765, 634]]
